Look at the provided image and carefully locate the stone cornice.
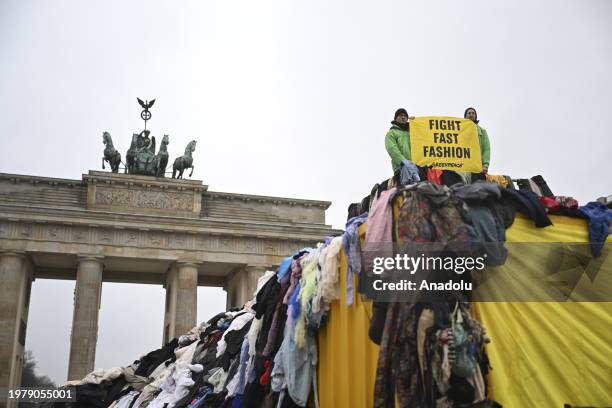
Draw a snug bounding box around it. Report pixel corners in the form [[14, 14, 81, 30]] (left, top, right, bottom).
[[0, 172, 332, 209], [0, 206, 342, 240], [84, 171, 208, 193], [205, 191, 331, 209], [0, 172, 83, 188]]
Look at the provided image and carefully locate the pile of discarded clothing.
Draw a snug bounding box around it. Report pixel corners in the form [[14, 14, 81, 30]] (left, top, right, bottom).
[[350, 167, 612, 258], [360, 181, 513, 407], [41, 243, 346, 408], [373, 300, 494, 408], [347, 181, 507, 407], [343, 167, 610, 407]]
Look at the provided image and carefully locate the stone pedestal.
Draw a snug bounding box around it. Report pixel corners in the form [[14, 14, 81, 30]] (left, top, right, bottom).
[[67, 257, 103, 381], [84, 171, 207, 218], [0, 252, 32, 408]]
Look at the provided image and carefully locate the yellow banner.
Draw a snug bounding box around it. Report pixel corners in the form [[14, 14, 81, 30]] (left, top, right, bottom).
[[410, 116, 482, 172]]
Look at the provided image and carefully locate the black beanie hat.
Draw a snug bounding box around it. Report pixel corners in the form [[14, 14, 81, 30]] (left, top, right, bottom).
[[394, 108, 408, 120]]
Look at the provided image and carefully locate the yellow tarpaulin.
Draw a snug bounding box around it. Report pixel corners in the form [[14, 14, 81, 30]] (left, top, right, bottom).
[[317, 215, 612, 408]]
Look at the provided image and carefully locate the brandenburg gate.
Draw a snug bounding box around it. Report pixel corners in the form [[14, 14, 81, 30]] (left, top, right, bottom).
[[0, 170, 337, 393]]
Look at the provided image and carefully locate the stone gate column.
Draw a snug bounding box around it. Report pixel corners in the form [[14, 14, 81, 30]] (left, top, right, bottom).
[[67, 257, 103, 381], [163, 262, 198, 343], [175, 262, 198, 338], [0, 252, 33, 408], [225, 265, 268, 309]]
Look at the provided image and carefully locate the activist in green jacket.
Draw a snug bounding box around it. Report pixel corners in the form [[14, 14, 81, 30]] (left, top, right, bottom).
[[385, 108, 411, 173], [465, 107, 491, 173]]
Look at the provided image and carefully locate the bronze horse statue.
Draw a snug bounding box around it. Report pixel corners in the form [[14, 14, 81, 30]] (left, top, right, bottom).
[[102, 131, 121, 173], [125, 133, 138, 173], [154, 135, 169, 177], [172, 140, 196, 179]]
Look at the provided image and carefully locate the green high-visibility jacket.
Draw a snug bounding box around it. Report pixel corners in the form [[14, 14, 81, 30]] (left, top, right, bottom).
[[384, 124, 410, 173], [477, 125, 491, 168]]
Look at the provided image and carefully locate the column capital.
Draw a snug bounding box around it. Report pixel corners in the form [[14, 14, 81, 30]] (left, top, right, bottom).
[[0, 251, 27, 260], [244, 264, 271, 273], [77, 255, 104, 265], [176, 261, 201, 269], [0, 251, 33, 274]]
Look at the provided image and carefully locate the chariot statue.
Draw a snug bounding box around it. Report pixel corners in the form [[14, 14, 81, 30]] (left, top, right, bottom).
[[100, 98, 197, 179], [126, 129, 158, 176]]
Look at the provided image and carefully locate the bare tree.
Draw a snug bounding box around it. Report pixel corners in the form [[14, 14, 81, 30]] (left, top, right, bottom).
[[20, 351, 56, 408]]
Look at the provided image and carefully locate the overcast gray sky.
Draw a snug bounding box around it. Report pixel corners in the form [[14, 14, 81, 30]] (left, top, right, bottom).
[[1, 0, 611, 384]]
